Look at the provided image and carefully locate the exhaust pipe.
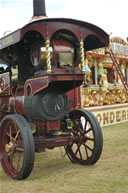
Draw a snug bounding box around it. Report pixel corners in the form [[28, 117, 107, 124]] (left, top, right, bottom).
[[33, 0, 47, 19]]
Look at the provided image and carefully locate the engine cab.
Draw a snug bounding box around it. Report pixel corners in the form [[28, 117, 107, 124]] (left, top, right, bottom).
[[0, 20, 108, 85]]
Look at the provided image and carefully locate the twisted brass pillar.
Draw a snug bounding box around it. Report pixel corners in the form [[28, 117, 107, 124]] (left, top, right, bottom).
[[45, 40, 52, 73], [80, 41, 85, 73]]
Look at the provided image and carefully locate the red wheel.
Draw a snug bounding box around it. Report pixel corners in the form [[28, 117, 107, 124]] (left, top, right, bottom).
[[65, 109, 103, 165], [0, 114, 35, 180]]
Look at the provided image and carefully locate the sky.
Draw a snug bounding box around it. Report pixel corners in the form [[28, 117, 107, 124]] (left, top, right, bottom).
[[0, 0, 128, 41]]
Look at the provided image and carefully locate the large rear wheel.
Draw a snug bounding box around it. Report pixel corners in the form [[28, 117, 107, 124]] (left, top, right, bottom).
[[0, 114, 35, 180], [65, 109, 103, 165]]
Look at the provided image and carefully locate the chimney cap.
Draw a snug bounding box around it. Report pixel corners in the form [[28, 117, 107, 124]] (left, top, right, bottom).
[[33, 0, 46, 17]]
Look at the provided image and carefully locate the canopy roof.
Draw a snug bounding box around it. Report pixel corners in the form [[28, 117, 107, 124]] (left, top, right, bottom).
[[0, 18, 109, 51]]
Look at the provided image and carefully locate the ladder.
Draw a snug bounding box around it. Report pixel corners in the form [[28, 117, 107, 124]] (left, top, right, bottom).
[[109, 48, 128, 92]]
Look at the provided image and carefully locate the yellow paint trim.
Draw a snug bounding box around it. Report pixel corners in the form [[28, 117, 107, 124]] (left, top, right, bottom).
[[25, 76, 48, 83], [32, 83, 48, 96], [24, 76, 49, 96]]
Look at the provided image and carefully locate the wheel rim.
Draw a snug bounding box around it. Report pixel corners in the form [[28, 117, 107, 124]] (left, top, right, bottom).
[[0, 115, 35, 179], [65, 109, 103, 165]]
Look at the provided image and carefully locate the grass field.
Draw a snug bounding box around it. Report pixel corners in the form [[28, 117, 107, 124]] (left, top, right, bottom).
[[0, 122, 128, 193]]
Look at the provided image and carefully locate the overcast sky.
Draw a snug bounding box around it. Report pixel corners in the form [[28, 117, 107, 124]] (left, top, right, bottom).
[[0, 0, 128, 41]]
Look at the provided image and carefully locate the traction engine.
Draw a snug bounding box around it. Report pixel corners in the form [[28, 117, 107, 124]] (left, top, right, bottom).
[[0, 0, 109, 179]]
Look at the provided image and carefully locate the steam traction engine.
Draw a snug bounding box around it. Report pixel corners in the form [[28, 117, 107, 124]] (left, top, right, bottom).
[[0, 0, 109, 179]]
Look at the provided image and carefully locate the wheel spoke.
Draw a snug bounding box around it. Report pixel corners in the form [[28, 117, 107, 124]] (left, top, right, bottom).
[[85, 128, 92, 134], [14, 130, 20, 142], [78, 146, 82, 160], [78, 119, 81, 129], [74, 143, 81, 156], [9, 154, 14, 166], [84, 144, 89, 159], [9, 153, 17, 169], [9, 126, 12, 142], [7, 126, 15, 141], [83, 143, 93, 152], [8, 152, 13, 156], [16, 153, 22, 171], [85, 136, 94, 141], [7, 132, 15, 141], [84, 120, 87, 130], [74, 143, 83, 160], [16, 148, 24, 152], [73, 120, 79, 134]]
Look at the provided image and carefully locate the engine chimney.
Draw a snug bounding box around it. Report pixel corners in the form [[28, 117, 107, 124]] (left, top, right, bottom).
[[33, 0, 46, 17]]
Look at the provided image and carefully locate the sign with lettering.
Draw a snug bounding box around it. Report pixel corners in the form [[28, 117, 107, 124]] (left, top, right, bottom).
[[85, 103, 128, 127], [110, 37, 128, 57], [0, 35, 14, 49], [0, 31, 20, 50]]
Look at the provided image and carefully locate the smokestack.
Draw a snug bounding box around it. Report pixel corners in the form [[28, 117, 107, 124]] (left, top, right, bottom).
[[33, 0, 46, 17]]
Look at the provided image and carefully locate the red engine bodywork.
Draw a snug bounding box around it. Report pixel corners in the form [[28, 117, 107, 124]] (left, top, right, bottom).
[[0, 18, 109, 147]]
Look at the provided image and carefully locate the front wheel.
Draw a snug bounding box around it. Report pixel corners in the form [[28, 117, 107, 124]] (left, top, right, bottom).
[[0, 114, 35, 180], [65, 109, 103, 165]]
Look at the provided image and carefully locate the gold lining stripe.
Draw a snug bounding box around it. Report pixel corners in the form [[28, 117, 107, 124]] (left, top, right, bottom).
[[24, 76, 49, 96]]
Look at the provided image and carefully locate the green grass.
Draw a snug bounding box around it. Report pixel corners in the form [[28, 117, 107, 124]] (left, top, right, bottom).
[[0, 123, 128, 193]]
